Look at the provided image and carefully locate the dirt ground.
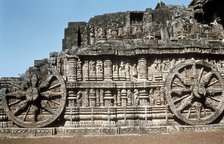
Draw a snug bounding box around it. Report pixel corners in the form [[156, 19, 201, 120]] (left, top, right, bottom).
[[1, 131, 224, 144]]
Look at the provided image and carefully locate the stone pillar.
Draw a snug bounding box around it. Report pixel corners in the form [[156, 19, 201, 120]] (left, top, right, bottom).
[[121, 89, 127, 106], [113, 61, 119, 81], [84, 89, 89, 107], [63, 58, 68, 78], [96, 89, 100, 106], [100, 89, 104, 106], [77, 90, 82, 107], [68, 90, 76, 107], [89, 60, 96, 80], [125, 63, 131, 81], [104, 59, 112, 80], [117, 89, 121, 106], [127, 89, 132, 106], [119, 61, 126, 80], [96, 60, 103, 80], [67, 57, 77, 82], [139, 89, 149, 106], [82, 60, 89, 81], [89, 89, 96, 107], [138, 57, 147, 81], [104, 90, 113, 106], [77, 59, 82, 81]]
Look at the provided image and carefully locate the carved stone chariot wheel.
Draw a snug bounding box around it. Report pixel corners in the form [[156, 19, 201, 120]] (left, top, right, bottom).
[[165, 59, 224, 125], [2, 68, 66, 128]]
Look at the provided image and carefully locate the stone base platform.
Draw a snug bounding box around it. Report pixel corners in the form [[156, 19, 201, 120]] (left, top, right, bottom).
[[1, 124, 224, 137]]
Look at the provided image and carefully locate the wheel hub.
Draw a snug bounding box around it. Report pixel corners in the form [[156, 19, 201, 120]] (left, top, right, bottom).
[[26, 87, 39, 102], [192, 84, 206, 98]]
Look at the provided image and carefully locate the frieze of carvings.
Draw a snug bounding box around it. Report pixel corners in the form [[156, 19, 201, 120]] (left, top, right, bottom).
[[75, 57, 177, 82], [11, 128, 56, 136], [68, 87, 166, 108]]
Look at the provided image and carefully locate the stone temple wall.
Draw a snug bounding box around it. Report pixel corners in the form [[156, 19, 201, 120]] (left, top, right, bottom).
[[1, 2, 224, 136]]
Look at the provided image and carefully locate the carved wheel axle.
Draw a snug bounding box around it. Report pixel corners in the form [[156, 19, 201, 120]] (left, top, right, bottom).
[[2, 68, 66, 128], [165, 59, 224, 125]]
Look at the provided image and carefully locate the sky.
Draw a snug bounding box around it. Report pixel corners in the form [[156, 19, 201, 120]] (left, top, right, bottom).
[[0, 0, 189, 77]]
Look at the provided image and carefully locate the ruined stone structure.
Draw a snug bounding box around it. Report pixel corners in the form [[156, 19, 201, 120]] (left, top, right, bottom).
[[1, 2, 224, 136]]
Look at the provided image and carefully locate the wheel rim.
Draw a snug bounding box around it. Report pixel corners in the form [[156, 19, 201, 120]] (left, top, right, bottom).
[[165, 59, 224, 125], [2, 68, 66, 128]]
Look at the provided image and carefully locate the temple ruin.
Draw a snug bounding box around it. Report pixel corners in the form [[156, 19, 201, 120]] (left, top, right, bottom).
[[1, 1, 224, 136]]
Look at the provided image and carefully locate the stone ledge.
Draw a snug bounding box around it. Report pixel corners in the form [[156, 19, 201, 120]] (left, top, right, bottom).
[[0, 128, 56, 137], [1, 124, 224, 137]]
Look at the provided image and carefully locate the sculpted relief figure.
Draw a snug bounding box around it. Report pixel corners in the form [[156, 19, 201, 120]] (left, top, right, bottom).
[[162, 59, 171, 72], [123, 26, 130, 38], [113, 62, 119, 80], [82, 60, 89, 80], [113, 64, 118, 72], [125, 63, 131, 80], [119, 61, 126, 80], [132, 64, 138, 81], [127, 89, 132, 106], [96, 60, 103, 80], [89, 60, 96, 72], [106, 28, 112, 39], [99, 89, 104, 106], [89, 26, 95, 45], [118, 27, 123, 38], [84, 89, 89, 107], [131, 27, 137, 36], [149, 59, 162, 81], [111, 29, 118, 39], [134, 89, 139, 105], [136, 27, 143, 38], [95, 27, 106, 40], [77, 90, 83, 107]]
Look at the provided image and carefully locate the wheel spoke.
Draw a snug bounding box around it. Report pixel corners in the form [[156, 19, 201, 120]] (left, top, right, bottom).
[[208, 97, 221, 102], [198, 67, 204, 82], [205, 97, 217, 111], [50, 100, 60, 105], [173, 94, 191, 104], [206, 88, 223, 95], [23, 104, 31, 121], [173, 81, 186, 88], [191, 63, 197, 80], [40, 91, 62, 98], [171, 88, 191, 96], [200, 72, 213, 86], [178, 95, 193, 112], [41, 101, 56, 115], [175, 73, 186, 86], [14, 100, 28, 115], [6, 91, 26, 98], [39, 74, 53, 88], [207, 80, 219, 87], [8, 99, 21, 107], [49, 83, 61, 90]]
